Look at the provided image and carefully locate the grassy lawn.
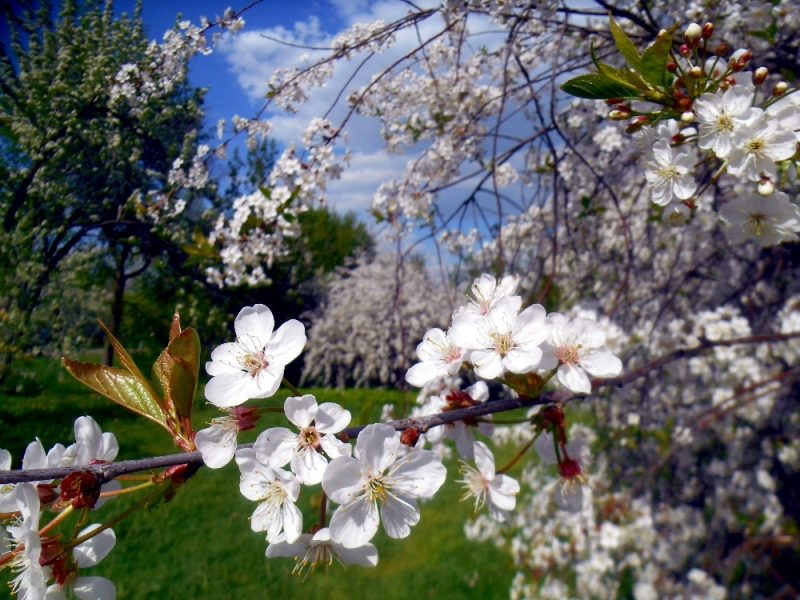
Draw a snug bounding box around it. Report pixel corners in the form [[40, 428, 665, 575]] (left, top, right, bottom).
[[0, 357, 518, 599]]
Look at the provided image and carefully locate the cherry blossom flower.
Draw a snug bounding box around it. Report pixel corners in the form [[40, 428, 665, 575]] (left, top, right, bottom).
[[254, 395, 352, 485], [61, 417, 120, 508], [196, 406, 260, 469], [7, 483, 47, 600], [405, 328, 466, 387], [266, 528, 378, 577], [540, 314, 623, 394], [45, 525, 117, 600], [727, 113, 797, 181], [535, 432, 590, 513], [235, 449, 303, 543], [719, 191, 800, 246], [205, 304, 306, 407], [0, 449, 15, 512], [457, 274, 520, 316], [457, 442, 519, 522], [449, 297, 553, 379], [644, 139, 697, 205], [694, 85, 757, 157], [323, 424, 447, 548]]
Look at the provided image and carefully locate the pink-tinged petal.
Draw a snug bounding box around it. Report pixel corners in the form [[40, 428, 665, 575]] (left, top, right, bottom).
[[322, 457, 365, 505], [315, 403, 351, 434], [448, 313, 488, 350], [73, 525, 116, 568], [247, 364, 283, 399], [291, 448, 328, 486], [337, 542, 379, 567], [534, 432, 558, 464], [388, 450, 446, 499], [354, 424, 400, 472], [195, 425, 237, 469], [554, 480, 584, 513], [473, 442, 496, 479], [282, 500, 303, 543], [468, 380, 489, 402], [72, 576, 116, 600], [405, 361, 439, 387], [472, 350, 504, 379], [380, 492, 419, 539], [284, 394, 318, 429], [329, 498, 380, 548], [234, 304, 275, 348], [492, 473, 520, 498], [416, 328, 447, 361], [580, 352, 623, 378], [488, 485, 517, 512], [74, 417, 103, 459], [204, 373, 251, 407], [557, 364, 591, 394], [22, 439, 46, 471], [503, 347, 542, 374], [253, 428, 297, 469], [319, 435, 352, 459], [208, 342, 244, 369], [266, 533, 312, 558], [252, 501, 281, 537], [452, 425, 475, 460], [0, 449, 10, 470], [264, 320, 306, 365]]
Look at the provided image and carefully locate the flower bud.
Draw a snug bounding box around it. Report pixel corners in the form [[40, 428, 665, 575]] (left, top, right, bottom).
[[681, 111, 695, 123], [666, 60, 678, 72], [753, 67, 768, 85], [679, 44, 691, 57], [625, 115, 649, 134], [702, 23, 714, 39], [608, 110, 628, 120], [688, 66, 703, 79], [720, 75, 736, 90], [675, 96, 693, 111], [729, 49, 751, 72], [773, 81, 788, 96], [400, 427, 420, 447], [605, 98, 625, 105], [714, 41, 730, 56], [758, 178, 775, 196], [60, 470, 101, 509], [684, 23, 702, 47]]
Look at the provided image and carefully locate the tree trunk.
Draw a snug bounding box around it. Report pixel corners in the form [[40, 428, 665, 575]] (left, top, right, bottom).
[[102, 245, 130, 366]]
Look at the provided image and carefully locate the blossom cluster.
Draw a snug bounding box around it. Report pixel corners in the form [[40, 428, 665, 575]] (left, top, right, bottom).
[[1, 417, 120, 599]]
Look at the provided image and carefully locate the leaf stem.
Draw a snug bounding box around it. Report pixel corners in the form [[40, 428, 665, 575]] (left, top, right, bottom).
[[498, 432, 540, 474], [281, 377, 302, 396], [98, 480, 155, 498], [37, 505, 74, 537]]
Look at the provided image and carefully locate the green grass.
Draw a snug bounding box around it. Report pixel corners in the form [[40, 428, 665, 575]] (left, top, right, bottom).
[[0, 357, 517, 599]]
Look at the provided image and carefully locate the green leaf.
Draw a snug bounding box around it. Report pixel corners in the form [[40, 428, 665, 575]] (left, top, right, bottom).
[[560, 73, 640, 99], [640, 24, 678, 88], [590, 43, 649, 92], [62, 358, 168, 429], [166, 328, 201, 421], [608, 14, 642, 71]]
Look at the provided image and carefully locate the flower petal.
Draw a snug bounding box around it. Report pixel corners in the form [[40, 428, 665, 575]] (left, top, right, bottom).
[[284, 394, 318, 429], [329, 498, 380, 548], [73, 576, 117, 600], [354, 424, 399, 472], [264, 319, 306, 365], [473, 442, 496, 479], [380, 492, 419, 539], [73, 525, 116, 568], [315, 403, 351, 434], [388, 450, 446, 499], [234, 304, 275, 349], [195, 425, 237, 469]]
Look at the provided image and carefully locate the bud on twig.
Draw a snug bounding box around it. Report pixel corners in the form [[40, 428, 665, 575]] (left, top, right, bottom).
[[773, 81, 788, 96], [684, 23, 702, 47], [400, 427, 420, 447], [714, 41, 730, 56], [758, 177, 775, 196], [689, 66, 702, 79], [753, 67, 768, 85], [680, 44, 691, 57], [702, 23, 714, 39], [625, 115, 649, 134], [681, 111, 695, 123], [666, 61, 678, 72], [605, 98, 624, 105], [729, 49, 751, 72]]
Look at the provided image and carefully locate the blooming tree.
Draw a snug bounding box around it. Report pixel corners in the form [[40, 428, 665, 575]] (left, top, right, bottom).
[[2, 0, 800, 598]]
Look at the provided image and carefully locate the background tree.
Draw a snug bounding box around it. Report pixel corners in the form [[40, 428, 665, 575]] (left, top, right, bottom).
[[0, 0, 206, 374]]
